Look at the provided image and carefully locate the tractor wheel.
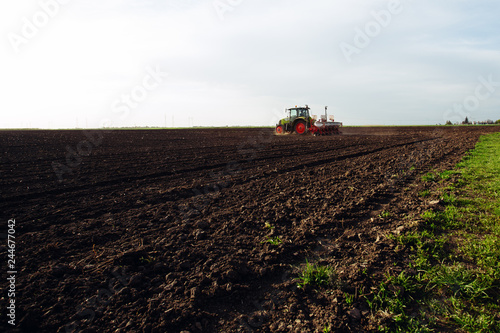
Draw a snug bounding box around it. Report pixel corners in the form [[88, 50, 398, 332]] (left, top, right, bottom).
[[294, 120, 307, 135], [276, 125, 284, 134]]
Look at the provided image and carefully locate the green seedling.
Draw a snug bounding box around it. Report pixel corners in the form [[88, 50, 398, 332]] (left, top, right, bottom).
[[297, 260, 337, 288], [419, 189, 431, 197], [262, 236, 282, 245], [422, 172, 436, 182], [379, 211, 391, 218], [264, 222, 275, 230]]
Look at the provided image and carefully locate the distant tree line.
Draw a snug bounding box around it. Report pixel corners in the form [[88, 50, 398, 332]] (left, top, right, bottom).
[[445, 117, 500, 125]]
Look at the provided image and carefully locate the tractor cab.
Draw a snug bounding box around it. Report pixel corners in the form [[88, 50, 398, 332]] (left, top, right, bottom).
[[290, 107, 309, 119]]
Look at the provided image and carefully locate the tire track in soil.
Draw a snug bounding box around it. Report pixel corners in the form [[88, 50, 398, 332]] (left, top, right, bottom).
[[1, 136, 425, 204]]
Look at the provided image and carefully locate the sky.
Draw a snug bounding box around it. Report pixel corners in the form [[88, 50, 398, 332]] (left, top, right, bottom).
[[1, 0, 500, 128]]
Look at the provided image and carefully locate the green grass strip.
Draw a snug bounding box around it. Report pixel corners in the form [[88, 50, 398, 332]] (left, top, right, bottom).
[[369, 132, 500, 332]]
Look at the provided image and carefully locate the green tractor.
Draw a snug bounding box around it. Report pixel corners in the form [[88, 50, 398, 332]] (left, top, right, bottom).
[[275, 105, 342, 135]]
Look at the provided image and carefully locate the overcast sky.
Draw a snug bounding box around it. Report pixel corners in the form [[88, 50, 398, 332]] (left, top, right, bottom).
[[1, 0, 500, 128]]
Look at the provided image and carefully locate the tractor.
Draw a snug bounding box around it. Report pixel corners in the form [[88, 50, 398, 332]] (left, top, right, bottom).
[[275, 105, 342, 135]]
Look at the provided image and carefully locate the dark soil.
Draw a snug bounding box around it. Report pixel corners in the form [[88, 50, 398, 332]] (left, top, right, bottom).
[[1, 126, 499, 332]]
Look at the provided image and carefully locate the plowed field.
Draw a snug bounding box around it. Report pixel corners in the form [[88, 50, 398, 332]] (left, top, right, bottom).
[[1, 126, 499, 332]]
